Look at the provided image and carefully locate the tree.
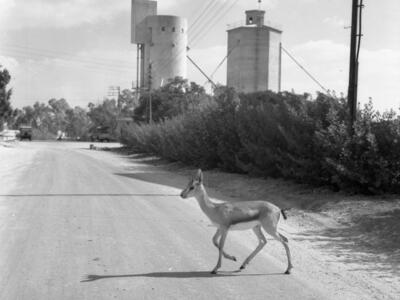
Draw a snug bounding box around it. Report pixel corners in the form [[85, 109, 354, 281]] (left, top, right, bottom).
[[13, 106, 34, 128], [65, 106, 91, 139], [87, 99, 119, 134], [32, 101, 53, 132], [12, 98, 94, 140], [133, 76, 209, 123], [0, 66, 13, 130], [119, 89, 137, 116], [48, 98, 71, 133]]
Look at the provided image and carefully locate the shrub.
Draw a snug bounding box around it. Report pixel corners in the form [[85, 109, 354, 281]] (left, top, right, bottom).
[[121, 89, 400, 194]]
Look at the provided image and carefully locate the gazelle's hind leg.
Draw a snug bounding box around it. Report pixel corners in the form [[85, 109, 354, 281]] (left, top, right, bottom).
[[261, 215, 293, 274], [212, 229, 236, 261], [239, 225, 266, 271], [269, 231, 293, 274]]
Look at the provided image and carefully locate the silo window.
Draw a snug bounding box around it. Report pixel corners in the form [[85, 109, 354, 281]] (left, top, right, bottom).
[[161, 26, 166, 31], [249, 17, 253, 24], [172, 27, 176, 32]]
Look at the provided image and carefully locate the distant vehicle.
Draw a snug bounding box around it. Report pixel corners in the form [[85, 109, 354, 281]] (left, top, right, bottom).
[[90, 126, 114, 142], [19, 125, 32, 141]]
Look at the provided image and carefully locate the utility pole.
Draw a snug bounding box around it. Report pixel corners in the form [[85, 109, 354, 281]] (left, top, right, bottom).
[[347, 0, 364, 133], [148, 62, 153, 124], [108, 86, 121, 115]]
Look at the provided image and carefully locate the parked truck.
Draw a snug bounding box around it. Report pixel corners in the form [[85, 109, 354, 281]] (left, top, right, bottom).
[[90, 126, 114, 142], [18, 125, 33, 141]]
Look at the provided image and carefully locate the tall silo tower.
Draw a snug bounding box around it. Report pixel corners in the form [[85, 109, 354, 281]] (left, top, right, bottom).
[[227, 9, 282, 93], [131, 0, 187, 90]]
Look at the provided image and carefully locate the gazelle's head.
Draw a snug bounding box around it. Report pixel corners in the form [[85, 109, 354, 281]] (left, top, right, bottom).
[[180, 169, 203, 199]]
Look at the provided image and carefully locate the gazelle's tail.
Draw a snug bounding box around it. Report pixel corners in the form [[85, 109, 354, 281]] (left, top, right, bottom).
[[281, 209, 289, 220]]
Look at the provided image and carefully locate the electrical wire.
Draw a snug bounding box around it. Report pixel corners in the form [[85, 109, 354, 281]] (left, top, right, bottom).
[[281, 45, 330, 93], [169, 0, 238, 74], [142, 1, 219, 75], [190, 0, 240, 47], [141, 0, 222, 81], [156, 0, 240, 84], [0, 48, 134, 74], [188, 0, 216, 31], [154, 0, 230, 77], [0, 44, 134, 71], [188, 0, 228, 44]]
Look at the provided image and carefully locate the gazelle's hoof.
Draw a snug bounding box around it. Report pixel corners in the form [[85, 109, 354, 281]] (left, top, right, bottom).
[[239, 265, 245, 270], [284, 269, 291, 275], [211, 270, 217, 274]]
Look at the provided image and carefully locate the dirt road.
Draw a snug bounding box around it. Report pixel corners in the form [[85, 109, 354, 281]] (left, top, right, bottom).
[[0, 142, 387, 299]]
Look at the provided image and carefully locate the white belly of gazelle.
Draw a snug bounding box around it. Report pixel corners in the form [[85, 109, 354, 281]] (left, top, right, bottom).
[[211, 220, 260, 231]]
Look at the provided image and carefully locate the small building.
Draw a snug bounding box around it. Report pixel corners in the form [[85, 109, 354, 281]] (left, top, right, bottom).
[[227, 9, 282, 93]]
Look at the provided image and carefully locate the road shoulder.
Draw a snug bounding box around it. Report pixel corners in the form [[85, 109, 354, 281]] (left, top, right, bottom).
[[102, 147, 399, 300]]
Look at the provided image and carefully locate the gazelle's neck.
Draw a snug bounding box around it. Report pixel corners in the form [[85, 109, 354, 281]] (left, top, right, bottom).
[[194, 184, 215, 213]]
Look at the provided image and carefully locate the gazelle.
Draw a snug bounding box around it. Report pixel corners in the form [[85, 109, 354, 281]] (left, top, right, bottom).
[[180, 169, 293, 274]]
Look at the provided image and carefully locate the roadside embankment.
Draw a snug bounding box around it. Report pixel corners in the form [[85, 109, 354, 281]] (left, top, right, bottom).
[[110, 149, 400, 300]]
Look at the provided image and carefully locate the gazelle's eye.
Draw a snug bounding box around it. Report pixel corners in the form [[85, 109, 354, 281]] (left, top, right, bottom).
[[189, 186, 194, 191]]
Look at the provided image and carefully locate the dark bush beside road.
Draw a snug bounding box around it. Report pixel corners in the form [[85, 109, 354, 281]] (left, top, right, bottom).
[[121, 88, 400, 194]]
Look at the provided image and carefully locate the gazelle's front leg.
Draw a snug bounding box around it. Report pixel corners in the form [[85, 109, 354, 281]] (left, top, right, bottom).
[[212, 229, 236, 262], [239, 225, 266, 271], [211, 227, 228, 274]]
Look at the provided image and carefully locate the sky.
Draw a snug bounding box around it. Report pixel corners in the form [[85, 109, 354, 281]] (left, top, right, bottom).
[[0, 0, 399, 111]]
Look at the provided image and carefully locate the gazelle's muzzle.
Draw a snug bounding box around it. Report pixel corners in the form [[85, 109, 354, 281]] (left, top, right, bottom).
[[180, 190, 188, 198]]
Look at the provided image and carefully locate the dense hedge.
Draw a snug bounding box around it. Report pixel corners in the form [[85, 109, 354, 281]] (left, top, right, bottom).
[[121, 88, 400, 194]]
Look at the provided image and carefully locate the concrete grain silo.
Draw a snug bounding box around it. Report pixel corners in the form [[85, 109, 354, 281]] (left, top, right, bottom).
[[131, 0, 187, 90], [227, 9, 282, 93]]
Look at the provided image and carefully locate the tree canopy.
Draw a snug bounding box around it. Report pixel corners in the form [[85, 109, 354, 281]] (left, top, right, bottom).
[[0, 66, 13, 130], [2, 71, 211, 140], [133, 77, 209, 123]]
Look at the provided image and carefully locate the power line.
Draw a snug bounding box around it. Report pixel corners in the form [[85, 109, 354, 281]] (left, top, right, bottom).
[[135, 1, 220, 82], [179, 0, 239, 85], [157, 0, 237, 74], [188, 0, 227, 43], [0, 52, 134, 76], [147, 1, 221, 75], [190, 0, 240, 46], [281, 45, 329, 94], [188, 0, 216, 31], [0, 50, 134, 74], [153, 1, 227, 77], [190, 0, 239, 46], [156, 0, 240, 84], [1, 43, 133, 67], [0, 45, 134, 72], [0, 47, 135, 74]]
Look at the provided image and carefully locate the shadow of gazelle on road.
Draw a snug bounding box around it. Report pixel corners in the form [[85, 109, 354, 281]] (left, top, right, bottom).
[[115, 172, 185, 190], [0, 193, 179, 198], [81, 270, 283, 282]]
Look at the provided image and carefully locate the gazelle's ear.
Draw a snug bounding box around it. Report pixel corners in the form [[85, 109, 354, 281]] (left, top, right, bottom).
[[196, 169, 203, 183]]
